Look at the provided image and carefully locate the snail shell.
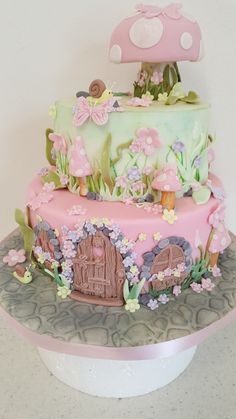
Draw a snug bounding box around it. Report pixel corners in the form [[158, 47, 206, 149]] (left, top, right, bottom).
[[89, 79, 106, 99]]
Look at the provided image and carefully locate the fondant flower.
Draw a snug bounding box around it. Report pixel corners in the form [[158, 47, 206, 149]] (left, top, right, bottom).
[[136, 70, 148, 87], [27, 192, 54, 211], [173, 285, 182, 297], [158, 294, 169, 304], [136, 128, 162, 156], [172, 140, 185, 153], [164, 267, 172, 277], [208, 204, 225, 229], [153, 232, 162, 242], [3, 249, 26, 267], [57, 285, 71, 299], [38, 167, 49, 177], [162, 209, 178, 225], [142, 166, 153, 176], [158, 92, 168, 104], [151, 71, 163, 85], [37, 253, 46, 264], [157, 272, 165, 281], [138, 233, 147, 242], [43, 182, 56, 192], [210, 265, 222, 278], [115, 176, 128, 188], [194, 156, 202, 168], [173, 269, 181, 278], [127, 97, 152, 107], [131, 181, 145, 193], [125, 299, 140, 313], [67, 205, 87, 216], [190, 282, 203, 293], [128, 167, 141, 181], [147, 299, 159, 310], [201, 278, 215, 291], [177, 263, 186, 272], [130, 265, 139, 276], [123, 256, 134, 268]]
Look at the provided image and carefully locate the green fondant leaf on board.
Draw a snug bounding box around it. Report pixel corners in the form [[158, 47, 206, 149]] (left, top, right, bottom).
[[100, 133, 115, 192], [46, 128, 56, 166], [170, 82, 185, 99], [166, 95, 178, 106], [42, 171, 63, 189], [15, 208, 35, 258], [128, 278, 146, 300], [123, 279, 130, 303], [192, 186, 211, 205]]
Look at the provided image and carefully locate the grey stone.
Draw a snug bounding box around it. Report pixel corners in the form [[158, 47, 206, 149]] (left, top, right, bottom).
[[86, 192, 96, 200], [41, 222, 50, 231], [139, 294, 152, 305], [158, 239, 170, 249], [145, 194, 154, 203], [54, 252, 63, 260], [102, 228, 111, 237], [143, 252, 155, 262], [168, 236, 180, 245], [141, 265, 151, 273], [143, 260, 153, 267], [153, 245, 161, 255], [184, 247, 192, 257], [50, 239, 59, 246], [140, 272, 151, 280]]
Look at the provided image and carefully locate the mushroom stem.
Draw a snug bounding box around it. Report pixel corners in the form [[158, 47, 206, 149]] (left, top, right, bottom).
[[78, 177, 88, 196], [209, 252, 219, 267], [161, 191, 176, 211]]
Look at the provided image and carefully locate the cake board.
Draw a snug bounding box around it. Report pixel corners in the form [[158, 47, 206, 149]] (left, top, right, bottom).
[[0, 229, 236, 398]]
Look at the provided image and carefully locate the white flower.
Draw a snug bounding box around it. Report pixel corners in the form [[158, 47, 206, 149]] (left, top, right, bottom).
[[158, 92, 168, 104]]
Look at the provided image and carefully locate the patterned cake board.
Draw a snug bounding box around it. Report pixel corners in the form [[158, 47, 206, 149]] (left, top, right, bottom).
[[0, 229, 236, 397]]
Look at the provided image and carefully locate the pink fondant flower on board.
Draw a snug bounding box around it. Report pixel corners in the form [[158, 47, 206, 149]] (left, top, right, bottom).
[[201, 278, 215, 292], [43, 182, 56, 192], [3, 249, 26, 267], [67, 205, 87, 216], [210, 265, 222, 278], [190, 282, 203, 294]]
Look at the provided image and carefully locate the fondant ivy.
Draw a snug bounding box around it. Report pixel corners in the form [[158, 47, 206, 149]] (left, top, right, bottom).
[[15, 208, 35, 258]]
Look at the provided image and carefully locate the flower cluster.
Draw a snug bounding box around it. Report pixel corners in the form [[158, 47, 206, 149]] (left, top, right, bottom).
[[190, 277, 215, 293], [136, 70, 148, 87], [33, 246, 53, 264], [149, 263, 186, 282], [67, 205, 87, 216]]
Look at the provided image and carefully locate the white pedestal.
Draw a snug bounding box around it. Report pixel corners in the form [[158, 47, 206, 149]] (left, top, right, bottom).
[[38, 345, 197, 398]]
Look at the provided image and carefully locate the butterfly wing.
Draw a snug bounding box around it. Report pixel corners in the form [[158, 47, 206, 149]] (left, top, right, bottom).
[[91, 103, 109, 126], [73, 97, 90, 127]]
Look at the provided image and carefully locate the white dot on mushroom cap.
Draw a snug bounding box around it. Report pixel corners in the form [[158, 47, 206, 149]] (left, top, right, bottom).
[[129, 17, 163, 49], [80, 148, 86, 156], [164, 185, 170, 191], [76, 169, 84, 176], [221, 237, 227, 246], [109, 44, 122, 63], [180, 32, 193, 50]]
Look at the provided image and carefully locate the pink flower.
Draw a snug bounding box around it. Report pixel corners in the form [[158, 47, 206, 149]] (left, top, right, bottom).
[[3, 249, 26, 267], [115, 176, 128, 188], [177, 263, 186, 273], [27, 192, 54, 210], [173, 285, 182, 297], [151, 71, 163, 85], [158, 294, 169, 304], [211, 265, 222, 278], [164, 268, 172, 277], [136, 70, 148, 87], [127, 97, 151, 107], [201, 278, 215, 291], [131, 181, 145, 193], [60, 174, 69, 186], [67, 205, 87, 216], [123, 197, 134, 206], [43, 182, 56, 192], [190, 282, 203, 293], [142, 166, 153, 176], [48, 133, 67, 155], [136, 128, 162, 156]]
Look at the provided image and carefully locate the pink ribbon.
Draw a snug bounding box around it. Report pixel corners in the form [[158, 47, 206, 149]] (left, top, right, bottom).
[[136, 3, 182, 20]]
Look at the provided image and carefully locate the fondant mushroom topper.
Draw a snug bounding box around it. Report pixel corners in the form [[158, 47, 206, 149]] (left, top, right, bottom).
[[109, 3, 203, 98]]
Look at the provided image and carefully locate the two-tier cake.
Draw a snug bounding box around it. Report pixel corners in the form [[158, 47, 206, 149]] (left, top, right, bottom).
[[9, 4, 231, 313]]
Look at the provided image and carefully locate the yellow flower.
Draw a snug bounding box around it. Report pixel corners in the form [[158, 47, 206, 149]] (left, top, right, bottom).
[[57, 286, 71, 299], [90, 217, 99, 225], [125, 299, 140, 313], [138, 233, 147, 242], [158, 92, 168, 104], [162, 209, 178, 225], [102, 218, 111, 226], [153, 232, 162, 242], [52, 261, 59, 269], [122, 238, 129, 246], [37, 254, 46, 264], [173, 270, 181, 278], [130, 265, 139, 275], [54, 228, 60, 238], [36, 215, 43, 223]]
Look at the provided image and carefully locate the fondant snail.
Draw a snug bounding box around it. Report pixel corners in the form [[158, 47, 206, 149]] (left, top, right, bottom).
[[13, 265, 33, 284], [76, 79, 113, 104]]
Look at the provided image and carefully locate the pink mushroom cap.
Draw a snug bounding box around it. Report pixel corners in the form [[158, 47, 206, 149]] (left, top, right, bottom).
[[151, 164, 182, 192], [69, 136, 93, 177], [109, 3, 203, 64], [209, 223, 231, 253]]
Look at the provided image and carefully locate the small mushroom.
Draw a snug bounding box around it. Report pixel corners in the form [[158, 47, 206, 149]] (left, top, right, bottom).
[[152, 165, 181, 210], [207, 205, 231, 267], [68, 137, 93, 196]]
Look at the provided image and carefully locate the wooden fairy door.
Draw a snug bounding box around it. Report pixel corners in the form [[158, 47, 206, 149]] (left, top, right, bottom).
[[151, 245, 188, 291], [70, 231, 125, 306]]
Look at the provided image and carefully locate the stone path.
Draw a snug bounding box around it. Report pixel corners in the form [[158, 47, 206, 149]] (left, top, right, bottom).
[[0, 230, 236, 348]]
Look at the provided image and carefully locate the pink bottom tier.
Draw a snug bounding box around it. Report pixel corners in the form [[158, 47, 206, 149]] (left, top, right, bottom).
[[25, 175, 228, 307]]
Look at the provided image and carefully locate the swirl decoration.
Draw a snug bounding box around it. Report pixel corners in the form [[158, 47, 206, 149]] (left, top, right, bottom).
[[89, 79, 106, 98]]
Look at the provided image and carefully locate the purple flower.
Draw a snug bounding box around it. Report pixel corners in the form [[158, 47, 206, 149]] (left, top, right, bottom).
[[128, 167, 141, 182], [84, 222, 96, 235], [158, 294, 169, 304], [67, 231, 80, 243], [194, 156, 202, 168], [172, 141, 185, 153], [147, 299, 159, 310], [123, 256, 134, 268], [38, 167, 49, 177], [173, 285, 182, 297]]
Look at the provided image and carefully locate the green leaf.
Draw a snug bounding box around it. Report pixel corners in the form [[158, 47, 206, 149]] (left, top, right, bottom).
[[192, 186, 211, 205], [128, 278, 146, 300], [181, 91, 199, 104], [123, 279, 130, 303], [170, 82, 185, 99], [166, 95, 179, 105], [42, 171, 63, 189], [100, 133, 115, 192], [46, 128, 56, 166], [15, 208, 35, 258], [170, 66, 178, 86]]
